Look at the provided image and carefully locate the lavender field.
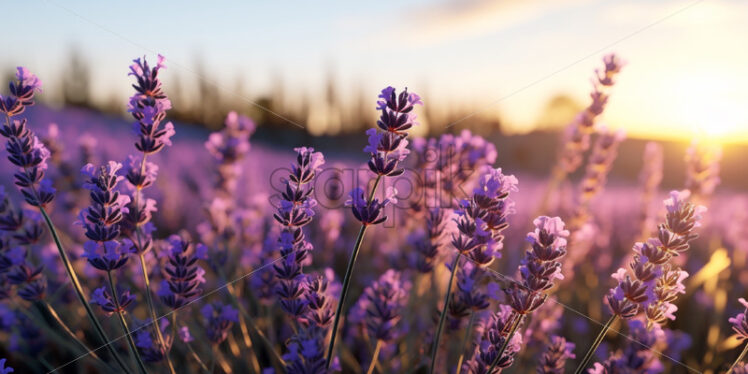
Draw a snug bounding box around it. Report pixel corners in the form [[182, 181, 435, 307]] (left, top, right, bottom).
[[2, 2, 748, 373]]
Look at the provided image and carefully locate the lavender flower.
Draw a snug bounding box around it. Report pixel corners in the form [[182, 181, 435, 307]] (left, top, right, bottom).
[[730, 298, 748, 340], [638, 142, 664, 239], [537, 336, 575, 374], [273, 147, 325, 318], [506, 216, 569, 315], [134, 318, 173, 363], [205, 111, 256, 197], [304, 269, 338, 328], [361, 270, 409, 342], [345, 186, 398, 225], [201, 302, 238, 344], [572, 127, 625, 228], [452, 168, 518, 267], [366, 87, 422, 177], [157, 236, 206, 309], [606, 190, 704, 327], [461, 306, 523, 373], [283, 325, 340, 374], [557, 54, 624, 174], [79, 161, 134, 271], [684, 140, 721, 201], [409, 208, 449, 273], [90, 286, 136, 316], [0, 70, 55, 208], [0, 67, 42, 116], [128, 55, 175, 155], [0, 358, 12, 374]]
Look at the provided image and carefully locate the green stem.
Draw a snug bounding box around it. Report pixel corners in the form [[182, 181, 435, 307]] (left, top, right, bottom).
[[138, 253, 177, 374], [429, 252, 462, 374], [107, 271, 149, 374], [729, 342, 748, 374], [219, 269, 286, 371], [573, 314, 617, 374], [325, 175, 382, 368], [366, 340, 383, 374], [455, 311, 476, 374], [487, 313, 524, 373], [39, 207, 131, 373], [40, 301, 109, 368]]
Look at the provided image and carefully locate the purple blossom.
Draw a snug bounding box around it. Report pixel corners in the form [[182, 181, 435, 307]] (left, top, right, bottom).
[[201, 302, 238, 344], [606, 190, 704, 327], [359, 270, 409, 342], [536, 336, 574, 374], [283, 325, 340, 374], [0, 116, 55, 207], [730, 298, 748, 340], [0, 67, 42, 116], [128, 55, 174, 155], [366, 86, 421, 176], [345, 186, 398, 226], [0, 358, 13, 374], [134, 317, 172, 363], [90, 286, 136, 316], [462, 306, 523, 373], [158, 236, 206, 309]]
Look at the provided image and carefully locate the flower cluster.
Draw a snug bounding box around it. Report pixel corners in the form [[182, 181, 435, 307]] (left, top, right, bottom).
[[345, 186, 398, 226], [0, 68, 54, 207], [558, 54, 624, 174], [273, 147, 325, 318], [157, 236, 206, 309], [128, 55, 175, 155], [506, 216, 569, 315], [205, 111, 256, 197], [638, 142, 664, 238], [303, 269, 338, 328], [79, 161, 133, 271], [606, 190, 704, 326], [461, 305, 523, 373], [360, 270, 409, 342], [408, 208, 449, 273], [536, 336, 575, 374], [729, 298, 748, 340], [366, 87, 422, 176], [201, 302, 238, 344], [452, 167, 518, 267], [684, 140, 721, 201], [573, 127, 625, 227], [90, 286, 136, 316], [134, 318, 173, 363]]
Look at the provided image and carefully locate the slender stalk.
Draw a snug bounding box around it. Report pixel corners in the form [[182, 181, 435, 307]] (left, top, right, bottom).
[[325, 175, 382, 368], [573, 314, 617, 374], [729, 343, 748, 374], [138, 253, 177, 374], [220, 269, 262, 373], [40, 301, 109, 367], [429, 252, 462, 374], [39, 207, 131, 373], [486, 313, 524, 373], [186, 340, 211, 374], [455, 311, 476, 374], [107, 271, 149, 374], [366, 340, 383, 374]]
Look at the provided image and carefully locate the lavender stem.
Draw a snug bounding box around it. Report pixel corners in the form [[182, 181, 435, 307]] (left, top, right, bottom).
[[573, 314, 617, 374], [366, 340, 383, 374], [107, 270, 149, 374], [487, 313, 524, 373], [430, 252, 462, 374], [455, 311, 476, 374], [138, 253, 177, 374], [39, 206, 132, 373], [325, 175, 383, 368], [729, 343, 748, 374]]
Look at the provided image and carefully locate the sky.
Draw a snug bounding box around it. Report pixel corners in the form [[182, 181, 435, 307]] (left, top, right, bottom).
[[4, 0, 748, 143]]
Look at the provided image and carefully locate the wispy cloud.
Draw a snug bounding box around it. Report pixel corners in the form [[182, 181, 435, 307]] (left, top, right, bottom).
[[402, 0, 591, 45]]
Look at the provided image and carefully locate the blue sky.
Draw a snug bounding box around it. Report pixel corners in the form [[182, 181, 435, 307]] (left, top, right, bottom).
[[5, 0, 748, 142]]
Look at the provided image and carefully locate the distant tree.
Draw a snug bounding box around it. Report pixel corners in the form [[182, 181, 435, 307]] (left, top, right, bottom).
[[535, 93, 582, 131], [61, 47, 92, 108]]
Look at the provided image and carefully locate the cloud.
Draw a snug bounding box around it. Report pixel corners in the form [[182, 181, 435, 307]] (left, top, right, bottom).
[[403, 0, 591, 45]]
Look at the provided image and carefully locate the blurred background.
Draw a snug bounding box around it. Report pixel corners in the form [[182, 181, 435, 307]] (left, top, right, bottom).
[[3, 0, 747, 188]]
